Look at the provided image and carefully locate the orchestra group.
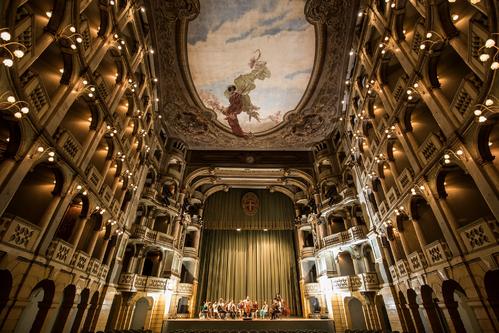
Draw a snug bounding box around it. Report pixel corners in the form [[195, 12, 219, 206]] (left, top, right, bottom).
[[199, 295, 289, 320]]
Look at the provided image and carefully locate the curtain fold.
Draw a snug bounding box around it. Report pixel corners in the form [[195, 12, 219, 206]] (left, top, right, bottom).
[[197, 230, 301, 316]]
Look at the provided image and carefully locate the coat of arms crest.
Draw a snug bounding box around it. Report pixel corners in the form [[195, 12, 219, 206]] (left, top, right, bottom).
[[242, 192, 259, 216]]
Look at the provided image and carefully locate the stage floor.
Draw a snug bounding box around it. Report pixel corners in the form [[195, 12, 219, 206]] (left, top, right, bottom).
[[163, 318, 335, 333]]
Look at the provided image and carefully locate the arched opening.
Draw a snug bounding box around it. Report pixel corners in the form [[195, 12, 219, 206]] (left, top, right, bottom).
[[77, 212, 103, 253], [81, 291, 99, 333], [328, 216, 347, 235], [70, 288, 89, 333], [407, 288, 426, 332], [54, 194, 89, 242], [105, 294, 122, 331], [142, 249, 162, 277], [436, 166, 494, 228], [363, 245, 376, 273], [153, 215, 170, 234], [120, 189, 133, 212], [421, 285, 448, 333], [398, 291, 416, 333], [51, 284, 76, 332], [396, 213, 421, 255], [130, 297, 150, 330], [484, 270, 499, 321], [180, 260, 196, 284], [302, 260, 317, 283], [410, 195, 444, 245], [3, 163, 63, 226], [177, 297, 189, 314], [0, 115, 21, 164], [0, 269, 13, 315], [14, 279, 55, 333], [375, 295, 392, 332], [442, 279, 482, 332], [121, 245, 135, 274], [338, 252, 355, 276], [477, 114, 499, 178], [347, 297, 367, 330]]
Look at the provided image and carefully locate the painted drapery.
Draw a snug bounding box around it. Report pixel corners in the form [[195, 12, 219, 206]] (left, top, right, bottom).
[[197, 230, 301, 316], [203, 189, 295, 230]]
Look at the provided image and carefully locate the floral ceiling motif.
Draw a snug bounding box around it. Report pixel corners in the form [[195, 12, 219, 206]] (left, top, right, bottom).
[[147, 0, 359, 150]]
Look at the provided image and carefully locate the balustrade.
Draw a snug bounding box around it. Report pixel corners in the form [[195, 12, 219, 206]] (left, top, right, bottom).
[[117, 273, 168, 292], [322, 225, 367, 248], [459, 218, 497, 253], [0, 215, 41, 252], [177, 283, 194, 295], [301, 246, 315, 258], [407, 251, 427, 271], [330, 272, 379, 292], [130, 224, 174, 247], [46, 239, 74, 265], [70, 250, 90, 271], [425, 240, 452, 265]]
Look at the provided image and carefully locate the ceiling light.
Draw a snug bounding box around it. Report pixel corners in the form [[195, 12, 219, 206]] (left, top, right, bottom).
[[236, 228, 241, 232], [46, 11, 52, 18], [452, 14, 459, 21], [3, 58, 13, 67]]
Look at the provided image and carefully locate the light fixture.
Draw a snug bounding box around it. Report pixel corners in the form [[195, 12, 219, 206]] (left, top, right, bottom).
[[419, 31, 445, 51], [0, 28, 27, 68], [478, 34, 499, 70], [236, 228, 241, 231], [0, 92, 30, 118]]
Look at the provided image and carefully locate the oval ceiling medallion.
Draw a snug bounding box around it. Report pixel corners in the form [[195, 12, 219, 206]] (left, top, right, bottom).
[[187, 0, 315, 137]]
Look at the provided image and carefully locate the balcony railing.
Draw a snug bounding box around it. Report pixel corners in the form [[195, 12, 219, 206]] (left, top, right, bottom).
[[131, 224, 174, 248], [0, 215, 41, 251], [396, 259, 410, 277], [46, 239, 74, 265], [407, 251, 427, 271], [425, 240, 452, 265], [86, 164, 102, 190], [118, 273, 168, 292], [304, 283, 321, 296], [417, 133, 442, 164], [459, 218, 497, 253], [177, 283, 194, 295], [70, 250, 90, 271], [301, 247, 315, 258], [322, 225, 367, 248], [330, 272, 379, 292], [56, 129, 83, 163], [183, 246, 198, 258]]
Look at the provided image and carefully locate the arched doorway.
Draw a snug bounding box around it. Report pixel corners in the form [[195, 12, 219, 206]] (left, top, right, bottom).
[[81, 291, 99, 332], [70, 288, 89, 333], [51, 284, 76, 332], [347, 297, 367, 330], [338, 252, 355, 276], [375, 295, 391, 332], [130, 297, 150, 329], [484, 270, 499, 321], [14, 279, 55, 333], [442, 279, 481, 333], [0, 269, 13, 315]]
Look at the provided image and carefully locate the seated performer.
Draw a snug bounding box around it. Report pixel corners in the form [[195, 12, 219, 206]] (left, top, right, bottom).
[[252, 300, 259, 318], [200, 300, 209, 319], [243, 296, 252, 319], [270, 298, 281, 320], [227, 300, 237, 319], [259, 301, 268, 319], [212, 300, 219, 319], [217, 298, 226, 319]]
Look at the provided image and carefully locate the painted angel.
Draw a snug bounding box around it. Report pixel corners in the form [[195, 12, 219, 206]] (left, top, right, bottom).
[[223, 50, 271, 137]]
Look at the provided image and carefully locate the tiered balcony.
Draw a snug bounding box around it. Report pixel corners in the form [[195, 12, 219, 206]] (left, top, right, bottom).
[[330, 272, 379, 292], [396, 259, 410, 277], [55, 128, 83, 163], [131, 224, 174, 248], [117, 273, 168, 292], [0, 215, 41, 252], [459, 218, 497, 253], [322, 225, 367, 249]]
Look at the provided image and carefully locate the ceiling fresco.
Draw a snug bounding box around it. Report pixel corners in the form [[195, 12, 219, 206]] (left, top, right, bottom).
[[147, 0, 360, 150], [187, 0, 315, 136]]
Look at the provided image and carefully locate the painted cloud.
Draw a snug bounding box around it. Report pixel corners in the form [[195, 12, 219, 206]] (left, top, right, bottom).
[[188, 0, 315, 135]]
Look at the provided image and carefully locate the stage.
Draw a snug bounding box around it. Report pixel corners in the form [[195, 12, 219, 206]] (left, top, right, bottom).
[[162, 318, 335, 333]]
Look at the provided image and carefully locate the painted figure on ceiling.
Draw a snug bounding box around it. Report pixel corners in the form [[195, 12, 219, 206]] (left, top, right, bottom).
[[222, 50, 271, 137]]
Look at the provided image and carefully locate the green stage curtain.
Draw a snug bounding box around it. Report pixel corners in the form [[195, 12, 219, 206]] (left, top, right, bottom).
[[203, 189, 295, 230], [197, 230, 302, 316]]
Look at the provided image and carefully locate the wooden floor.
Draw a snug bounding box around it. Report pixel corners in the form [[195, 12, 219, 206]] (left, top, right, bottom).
[[162, 318, 335, 333]]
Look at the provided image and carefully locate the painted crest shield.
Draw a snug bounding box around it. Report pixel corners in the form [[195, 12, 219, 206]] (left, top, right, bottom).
[[242, 192, 259, 216]]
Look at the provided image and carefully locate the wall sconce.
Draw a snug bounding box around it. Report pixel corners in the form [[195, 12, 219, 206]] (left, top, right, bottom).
[[478, 34, 498, 70], [384, 125, 397, 138], [0, 28, 27, 67], [473, 96, 497, 123], [74, 184, 88, 196], [106, 124, 118, 137], [419, 31, 445, 51], [30, 146, 57, 162], [58, 25, 84, 50], [442, 148, 467, 165], [113, 34, 126, 51], [0, 92, 30, 118]]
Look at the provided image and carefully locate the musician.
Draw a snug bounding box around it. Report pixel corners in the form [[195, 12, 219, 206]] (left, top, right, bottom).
[[200, 300, 209, 319], [259, 301, 268, 319], [212, 300, 219, 319], [252, 300, 259, 318], [227, 300, 237, 319], [270, 298, 280, 320], [217, 298, 226, 319], [243, 296, 252, 318]]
